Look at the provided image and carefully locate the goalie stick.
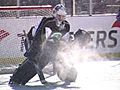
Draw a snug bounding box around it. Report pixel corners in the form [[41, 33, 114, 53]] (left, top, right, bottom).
[[17, 30, 29, 52]]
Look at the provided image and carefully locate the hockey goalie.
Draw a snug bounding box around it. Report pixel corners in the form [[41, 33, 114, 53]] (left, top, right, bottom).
[[9, 4, 91, 86], [9, 28, 91, 85]]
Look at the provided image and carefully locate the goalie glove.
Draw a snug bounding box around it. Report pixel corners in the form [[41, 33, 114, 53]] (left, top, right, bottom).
[[49, 32, 62, 43]]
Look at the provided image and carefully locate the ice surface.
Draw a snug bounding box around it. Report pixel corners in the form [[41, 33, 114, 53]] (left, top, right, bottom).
[[0, 60, 120, 90]]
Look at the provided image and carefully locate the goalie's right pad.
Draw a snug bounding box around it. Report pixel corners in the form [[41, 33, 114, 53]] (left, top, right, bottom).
[[9, 59, 36, 85]]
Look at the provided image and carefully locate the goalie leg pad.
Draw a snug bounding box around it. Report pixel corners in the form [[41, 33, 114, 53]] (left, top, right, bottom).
[[9, 59, 37, 85], [56, 65, 77, 83]]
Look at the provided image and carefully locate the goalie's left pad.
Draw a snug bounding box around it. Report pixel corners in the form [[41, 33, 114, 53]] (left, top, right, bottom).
[[57, 65, 77, 82], [55, 59, 77, 83]]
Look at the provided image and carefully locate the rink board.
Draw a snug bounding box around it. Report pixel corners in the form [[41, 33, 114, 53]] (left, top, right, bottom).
[[0, 15, 120, 58]]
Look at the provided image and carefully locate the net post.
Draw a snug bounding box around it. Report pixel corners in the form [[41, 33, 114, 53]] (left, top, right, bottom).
[[71, 0, 76, 16]]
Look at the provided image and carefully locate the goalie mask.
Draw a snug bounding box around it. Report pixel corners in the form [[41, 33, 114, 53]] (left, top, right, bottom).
[[52, 4, 67, 22]]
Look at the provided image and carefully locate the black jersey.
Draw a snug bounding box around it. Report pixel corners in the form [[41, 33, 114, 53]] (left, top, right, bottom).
[[26, 16, 70, 58], [34, 16, 70, 43]]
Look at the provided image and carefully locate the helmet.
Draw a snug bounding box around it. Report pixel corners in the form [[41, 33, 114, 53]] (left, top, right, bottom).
[[52, 4, 67, 17]]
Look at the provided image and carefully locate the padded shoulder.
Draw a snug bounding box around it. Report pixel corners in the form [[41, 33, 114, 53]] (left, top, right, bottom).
[[42, 16, 55, 22]]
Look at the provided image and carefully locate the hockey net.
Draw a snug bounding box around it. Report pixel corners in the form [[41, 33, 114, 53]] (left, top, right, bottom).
[[0, 5, 52, 18], [0, 5, 52, 74]]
